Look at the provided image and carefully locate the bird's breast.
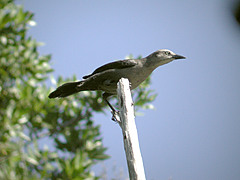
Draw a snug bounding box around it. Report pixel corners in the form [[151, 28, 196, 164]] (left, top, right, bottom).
[[113, 65, 152, 89]]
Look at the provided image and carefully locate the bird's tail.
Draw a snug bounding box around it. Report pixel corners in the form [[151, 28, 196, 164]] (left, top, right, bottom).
[[48, 81, 84, 98]]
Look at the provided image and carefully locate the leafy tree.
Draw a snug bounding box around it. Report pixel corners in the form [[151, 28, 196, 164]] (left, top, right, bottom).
[[0, 0, 156, 179]]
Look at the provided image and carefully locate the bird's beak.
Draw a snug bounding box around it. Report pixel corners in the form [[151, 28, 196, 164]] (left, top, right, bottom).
[[172, 54, 186, 60]]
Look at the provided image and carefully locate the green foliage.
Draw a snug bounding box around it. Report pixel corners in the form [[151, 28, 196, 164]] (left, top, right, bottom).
[[0, 0, 156, 179]]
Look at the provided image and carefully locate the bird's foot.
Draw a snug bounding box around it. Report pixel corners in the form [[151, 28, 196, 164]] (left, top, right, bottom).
[[129, 82, 132, 88], [111, 110, 120, 123]]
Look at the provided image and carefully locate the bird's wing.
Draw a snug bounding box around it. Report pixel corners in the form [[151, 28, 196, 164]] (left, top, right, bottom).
[[82, 59, 138, 79]]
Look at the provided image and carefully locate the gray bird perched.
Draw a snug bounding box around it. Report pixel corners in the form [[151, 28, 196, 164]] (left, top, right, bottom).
[[49, 49, 185, 118]]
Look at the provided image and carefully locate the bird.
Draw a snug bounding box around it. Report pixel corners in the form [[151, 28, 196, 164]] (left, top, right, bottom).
[[48, 49, 185, 119]]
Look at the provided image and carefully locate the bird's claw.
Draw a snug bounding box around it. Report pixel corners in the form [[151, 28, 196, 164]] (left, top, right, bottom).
[[111, 110, 120, 123], [129, 82, 132, 88]]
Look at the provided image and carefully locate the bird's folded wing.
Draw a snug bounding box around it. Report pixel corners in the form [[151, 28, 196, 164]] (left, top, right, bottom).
[[82, 59, 138, 79]]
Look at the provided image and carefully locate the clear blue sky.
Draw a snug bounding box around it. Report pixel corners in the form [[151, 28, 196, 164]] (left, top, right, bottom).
[[18, 0, 240, 179]]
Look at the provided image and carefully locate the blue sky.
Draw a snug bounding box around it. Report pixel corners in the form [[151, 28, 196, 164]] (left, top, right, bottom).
[[18, 0, 240, 179]]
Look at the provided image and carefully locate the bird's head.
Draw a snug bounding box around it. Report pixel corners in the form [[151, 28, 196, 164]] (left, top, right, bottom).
[[146, 49, 186, 67], [152, 49, 185, 60]]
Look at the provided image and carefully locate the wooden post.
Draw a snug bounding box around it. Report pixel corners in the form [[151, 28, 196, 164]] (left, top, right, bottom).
[[117, 78, 146, 180]]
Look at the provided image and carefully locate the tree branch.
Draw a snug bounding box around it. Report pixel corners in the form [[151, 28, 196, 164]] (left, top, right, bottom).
[[117, 78, 146, 180]]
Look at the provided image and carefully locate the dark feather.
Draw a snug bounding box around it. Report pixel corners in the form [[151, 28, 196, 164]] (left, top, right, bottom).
[[83, 59, 137, 79]]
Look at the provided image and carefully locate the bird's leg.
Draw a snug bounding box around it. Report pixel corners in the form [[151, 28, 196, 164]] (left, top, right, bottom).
[[102, 93, 120, 122], [105, 98, 116, 112], [106, 99, 120, 122]]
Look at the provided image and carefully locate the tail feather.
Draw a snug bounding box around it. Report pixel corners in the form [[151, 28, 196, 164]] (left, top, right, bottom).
[[48, 81, 83, 98]]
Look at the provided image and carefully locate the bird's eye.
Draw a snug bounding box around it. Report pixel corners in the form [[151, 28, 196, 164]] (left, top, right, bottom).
[[165, 51, 170, 56]]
